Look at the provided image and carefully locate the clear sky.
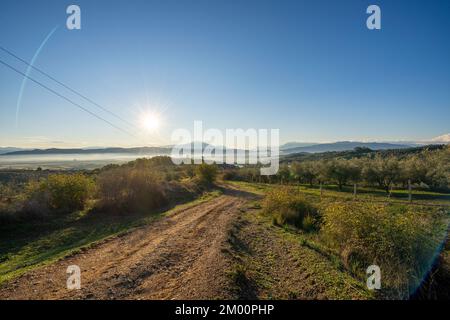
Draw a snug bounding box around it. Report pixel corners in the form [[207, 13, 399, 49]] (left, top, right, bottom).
[[0, 0, 449, 148]]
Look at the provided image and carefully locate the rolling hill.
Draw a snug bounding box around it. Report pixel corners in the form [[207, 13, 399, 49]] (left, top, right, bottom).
[[281, 141, 414, 154]]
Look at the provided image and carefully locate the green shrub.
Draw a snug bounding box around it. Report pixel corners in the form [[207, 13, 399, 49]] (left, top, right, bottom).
[[222, 169, 238, 181], [321, 202, 447, 298], [97, 167, 168, 213], [46, 174, 94, 211], [22, 180, 51, 215], [195, 163, 218, 185], [302, 215, 317, 232], [0, 183, 19, 223], [23, 174, 94, 214], [263, 188, 319, 230]]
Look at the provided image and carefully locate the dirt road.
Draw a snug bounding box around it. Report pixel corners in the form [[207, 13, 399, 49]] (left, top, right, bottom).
[[0, 188, 251, 300]]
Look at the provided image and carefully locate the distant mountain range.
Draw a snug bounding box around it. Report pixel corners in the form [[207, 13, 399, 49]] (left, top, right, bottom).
[[0, 143, 233, 156], [279, 142, 317, 151], [0, 147, 27, 155], [279, 141, 415, 154], [0, 147, 172, 156], [1, 135, 448, 156]]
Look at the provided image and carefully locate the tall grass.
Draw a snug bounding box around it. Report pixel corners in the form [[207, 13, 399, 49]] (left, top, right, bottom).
[[263, 188, 319, 231], [321, 202, 447, 298], [96, 167, 168, 213]]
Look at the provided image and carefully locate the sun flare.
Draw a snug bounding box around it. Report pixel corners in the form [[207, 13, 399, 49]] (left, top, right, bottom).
[[141, 113, 161, 131]]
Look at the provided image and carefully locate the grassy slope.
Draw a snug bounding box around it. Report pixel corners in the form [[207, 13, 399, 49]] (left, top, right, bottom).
[[227, 202, 373, 299], [0, 191, 221, 284], [227, 181, 450, 299]]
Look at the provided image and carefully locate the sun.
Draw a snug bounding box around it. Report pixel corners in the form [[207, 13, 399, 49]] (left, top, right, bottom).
[[141, 113, 160, 131]]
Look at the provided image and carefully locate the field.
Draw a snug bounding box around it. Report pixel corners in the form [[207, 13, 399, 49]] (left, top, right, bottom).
[[230, 182, 450, 298]]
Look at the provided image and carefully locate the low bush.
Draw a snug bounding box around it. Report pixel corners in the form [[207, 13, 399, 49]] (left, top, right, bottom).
[[195, 163, 218, 186], [301, 214, 317, 232], [46, 174, 94, 211], [96, 167, 168, 213], [222, 169, 238, 181], [0, 183, 20, 223], [263, 188, 319, 231], [22, 174, 94, 215], [321, 202, 447, 298]]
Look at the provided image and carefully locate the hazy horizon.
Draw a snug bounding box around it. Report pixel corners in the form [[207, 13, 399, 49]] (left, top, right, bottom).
[[1, 132, 449, 150]]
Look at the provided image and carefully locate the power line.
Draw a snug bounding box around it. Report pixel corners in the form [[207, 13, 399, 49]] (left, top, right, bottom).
[[0, 45, 135, 129], [0, 58, 136, 137]]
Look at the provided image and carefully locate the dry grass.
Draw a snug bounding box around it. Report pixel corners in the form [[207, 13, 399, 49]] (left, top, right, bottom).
[[262, 187, 319, 231], [321, 202, 447, 298]]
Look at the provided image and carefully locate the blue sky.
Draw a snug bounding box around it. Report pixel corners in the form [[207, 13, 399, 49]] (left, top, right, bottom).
[[0, 0, 449, 147]]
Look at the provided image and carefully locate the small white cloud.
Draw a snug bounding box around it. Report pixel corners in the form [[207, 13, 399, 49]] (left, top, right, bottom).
[[430, 133, 450, 143]]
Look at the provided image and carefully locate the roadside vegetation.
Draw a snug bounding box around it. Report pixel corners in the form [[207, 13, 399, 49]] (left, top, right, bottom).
[[227, 178, 449, 299], [221, 145, 450, 299], [0, 157, 219, 283], [263, 188, 319, 232], [195, 162, 218, 186], [321, 201, 446, 298]]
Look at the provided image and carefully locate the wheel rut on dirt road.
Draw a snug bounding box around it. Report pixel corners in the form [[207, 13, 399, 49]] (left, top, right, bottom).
[[0, 187, 254, 300]]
